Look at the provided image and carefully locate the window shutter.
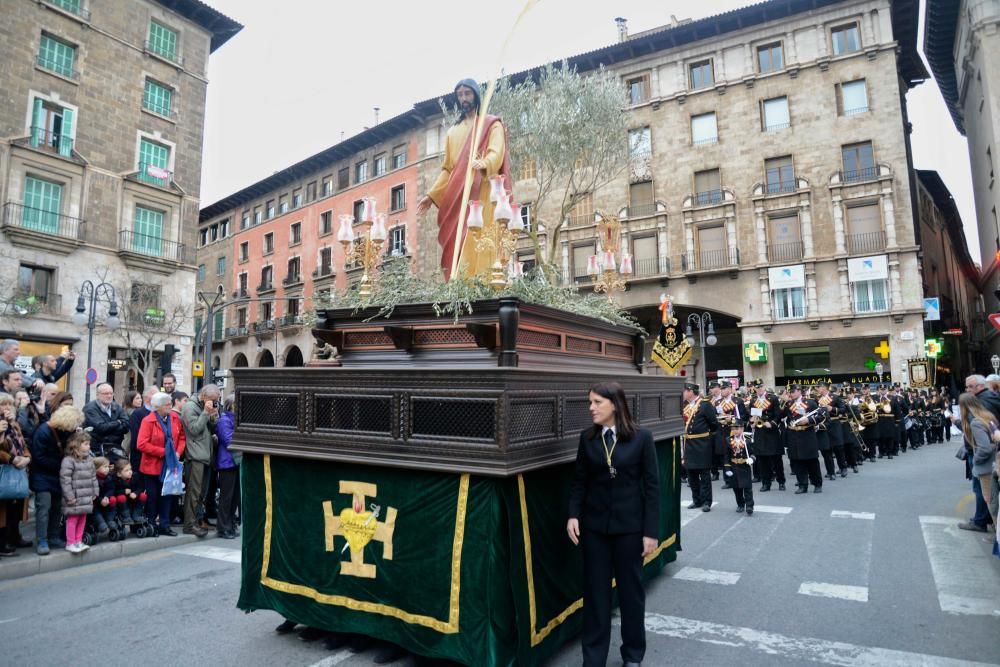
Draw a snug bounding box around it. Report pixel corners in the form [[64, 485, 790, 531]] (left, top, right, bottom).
[[31, 98, 45, 148], [59, 107, 73, 157]]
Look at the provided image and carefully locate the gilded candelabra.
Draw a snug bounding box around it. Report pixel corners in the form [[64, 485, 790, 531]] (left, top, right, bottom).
[[338, 196, 386, 298], [468, 175, 524, 288], [588, 210, 632, 298]]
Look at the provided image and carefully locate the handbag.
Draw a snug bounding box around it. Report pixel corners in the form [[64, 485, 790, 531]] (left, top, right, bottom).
[[0, 464, 29, 500], [159, 422, 185, 497]]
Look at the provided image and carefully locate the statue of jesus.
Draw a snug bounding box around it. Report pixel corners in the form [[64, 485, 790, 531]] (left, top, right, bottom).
[[416, 79, 512, 280]]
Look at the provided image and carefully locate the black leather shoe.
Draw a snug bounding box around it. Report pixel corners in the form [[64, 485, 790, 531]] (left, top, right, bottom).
[[701, 505, 711, 512], [157, 527, 178, 537], [323, 633, 350, 650], [275, 619, 297, 634], [778, 483, 786, 491], [752, 476, 761, 483], [840, 470, 848, 478], [759, 484, 771, 492], [736, 506, 745, 513], [794, 487, 807, 494], [298, 626, 326, 642], [813, 487, 822, 493], [746, 508, 754, 516], [711, 472, 720, 481], [687, 502, 700, 509], [852, 467, 859, 473], [624, 661, 641, 667]]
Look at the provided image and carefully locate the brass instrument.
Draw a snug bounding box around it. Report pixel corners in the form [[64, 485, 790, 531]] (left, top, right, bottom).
[[858, 398, 878, 426]]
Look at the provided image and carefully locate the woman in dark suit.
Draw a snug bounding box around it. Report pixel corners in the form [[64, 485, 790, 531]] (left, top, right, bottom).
[[567, 381, 660, 667]]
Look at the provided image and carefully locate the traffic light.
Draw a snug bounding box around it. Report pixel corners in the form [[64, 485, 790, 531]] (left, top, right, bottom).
[[160, 344, 177, 375]]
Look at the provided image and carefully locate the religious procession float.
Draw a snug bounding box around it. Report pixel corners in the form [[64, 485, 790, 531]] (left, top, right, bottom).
[[232, 74, 692, 666]]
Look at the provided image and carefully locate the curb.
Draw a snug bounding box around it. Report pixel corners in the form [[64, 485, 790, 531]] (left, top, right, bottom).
[[0, 532, 201, 581]]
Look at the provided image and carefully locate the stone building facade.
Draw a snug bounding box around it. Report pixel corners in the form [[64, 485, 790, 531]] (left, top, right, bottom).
[[196, 116, 423, 382], [0, 0, 240, 398], [202, 0, 936, 388], [925, 0, 1000, 355]]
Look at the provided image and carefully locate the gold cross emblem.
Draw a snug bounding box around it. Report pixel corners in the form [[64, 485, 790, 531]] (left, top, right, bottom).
[[323, 481, 398, 579]]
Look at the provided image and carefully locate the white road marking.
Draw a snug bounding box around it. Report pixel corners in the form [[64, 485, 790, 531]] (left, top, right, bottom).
[[752, 504, 793, 514], [797, 581, 869, 602], [306, 650, 352, 667], [919, 516, 1000, 617], [831, 510, 876, 520], [672, 566, 741, 585], [0, 617, 19, 625], [642, 613, 999, 666], [169, 544, 242, 564]]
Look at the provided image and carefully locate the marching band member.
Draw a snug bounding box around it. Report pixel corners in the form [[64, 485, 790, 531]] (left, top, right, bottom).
[[749, 380, 786, 492], [782, 384, 824, 493], [681, 382, 719, 512], [724, 422, 755, 515]]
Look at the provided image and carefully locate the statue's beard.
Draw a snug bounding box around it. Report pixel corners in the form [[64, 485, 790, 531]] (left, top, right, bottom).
[[460, 100, 476, 114]]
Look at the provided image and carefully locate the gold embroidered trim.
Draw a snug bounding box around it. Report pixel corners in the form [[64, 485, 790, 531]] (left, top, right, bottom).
[[518, 473, 676, 647], [259, 455, 468, 634]]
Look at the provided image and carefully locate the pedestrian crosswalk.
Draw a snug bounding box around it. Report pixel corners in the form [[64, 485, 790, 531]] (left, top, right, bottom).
[[675, 494, 999, 617]]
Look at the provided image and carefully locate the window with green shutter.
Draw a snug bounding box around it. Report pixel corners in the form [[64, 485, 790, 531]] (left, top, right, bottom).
[[138, 138, 171, 186], [133, 205, 164, 256], [22, 176, 63, 233], [50, 0, 85, 17], [213, 311, 224, 339], [143, 79, 172, 116], [37, 34, 76, 78], [148, 21, 178, 62]]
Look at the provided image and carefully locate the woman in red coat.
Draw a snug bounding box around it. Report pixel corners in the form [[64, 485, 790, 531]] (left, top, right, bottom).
[[137, 392, 186, 536]]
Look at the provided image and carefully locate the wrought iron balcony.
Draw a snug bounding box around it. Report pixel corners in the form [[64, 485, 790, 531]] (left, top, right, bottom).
[[278, 314, 304, 327], [144, 41, 183, 66], [132, 162, 174, 188], [257, 281, 275, 293], [252, 319, 276, 333], [226, 326, 249, 338], [626, 202, 657, 218], [846, 231, 886, 254], [767, 241, 804, 263], [118, 230, 190, 263], [10, 290, 61, 315], [694, 189, 724, 206], [312, 263, 335, 279], [232, 287, 249, 299], [682, 246, 740, 271], [765, 180, 798, 195], [16, 127, 74, 157], [3, 201, 85, 240], [840, 166, 879, 183], [631, 256, 670, 278], [282, 273, 302, 287]]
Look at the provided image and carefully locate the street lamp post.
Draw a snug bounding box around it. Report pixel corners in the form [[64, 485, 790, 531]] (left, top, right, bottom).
[[71, 280, 120, 403], [991, 354, 999, 375], [197, 286, 225, 388], [685, 312, 717, 386]]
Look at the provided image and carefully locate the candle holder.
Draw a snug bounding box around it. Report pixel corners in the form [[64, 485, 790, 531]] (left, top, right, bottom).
[[588, 210, 631, 298], [338, 201, 387, 298], [471, 175, 522, 289]]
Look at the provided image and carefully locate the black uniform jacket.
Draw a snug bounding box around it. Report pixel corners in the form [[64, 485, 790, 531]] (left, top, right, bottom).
[[683, 398, 719, 469], [569, 427, 660, 537]]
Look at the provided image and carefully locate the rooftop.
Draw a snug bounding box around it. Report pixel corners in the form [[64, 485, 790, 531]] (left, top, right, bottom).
[[153, 0, 243, 52], [922, 0, 964, 135]]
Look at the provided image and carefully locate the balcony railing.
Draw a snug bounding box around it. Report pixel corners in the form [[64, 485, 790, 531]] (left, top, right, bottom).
[[257, 281, 274, 293], [626, 202, 657, 218], [134, 162, 173, 188], [278, 314, 303, 327], [225, 326, 249, 338], [764, 122, 790, 132], [144, 41, 183, 66], [767, 241, 804, 263], [24, 126, 74, 157], [683, 246, 740, 271], [252, 319, 275, 333], [282, 273, 302, 286], [232, 287, 249, 299], [3, 202, 85, 240], [765, 180, 797, 195], [118, 230, 189, 262], [846, 231, 885, 254], [632, 256, 670, 277], [694, 189, 724, 206], [840, 166, 878, 183], [36, 55, 78, 80], [312, 264, 334, 278], [45, 0, 91, 20], [843, 105, 869, 116], [10, 290, 61, 315]]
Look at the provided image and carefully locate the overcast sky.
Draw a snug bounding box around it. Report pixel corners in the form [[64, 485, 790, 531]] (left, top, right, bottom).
[[200, 0, 978, 259]]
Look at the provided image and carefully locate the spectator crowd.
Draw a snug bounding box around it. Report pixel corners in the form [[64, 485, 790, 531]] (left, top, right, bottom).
[[0, 338, 240, 557]]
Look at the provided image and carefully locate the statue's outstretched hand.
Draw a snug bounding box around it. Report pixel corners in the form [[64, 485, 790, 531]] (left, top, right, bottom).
[[416, 195, 433, 215]]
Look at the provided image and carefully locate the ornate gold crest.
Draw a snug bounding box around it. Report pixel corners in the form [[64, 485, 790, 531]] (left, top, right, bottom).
[[323, 480, 398, 578]]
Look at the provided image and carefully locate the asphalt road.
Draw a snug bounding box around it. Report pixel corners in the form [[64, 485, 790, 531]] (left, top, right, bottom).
[[2, 435, 997, 667]]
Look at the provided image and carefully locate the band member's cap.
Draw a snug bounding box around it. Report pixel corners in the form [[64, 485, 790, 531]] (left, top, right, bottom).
[[750, 378, 763, 388], [789, 383, 802, 392], [816, 380, 830, 388], [708, 380, 720, 389], [684, 382, 700, 393]]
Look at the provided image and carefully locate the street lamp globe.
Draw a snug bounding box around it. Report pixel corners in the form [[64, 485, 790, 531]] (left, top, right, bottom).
[[105, 314, 121, 331], [71, 307, 87, 327], [706, 333, 717, 346]]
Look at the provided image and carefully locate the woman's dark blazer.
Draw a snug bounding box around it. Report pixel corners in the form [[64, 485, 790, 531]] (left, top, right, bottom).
[[568, 426, 660, 537]]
